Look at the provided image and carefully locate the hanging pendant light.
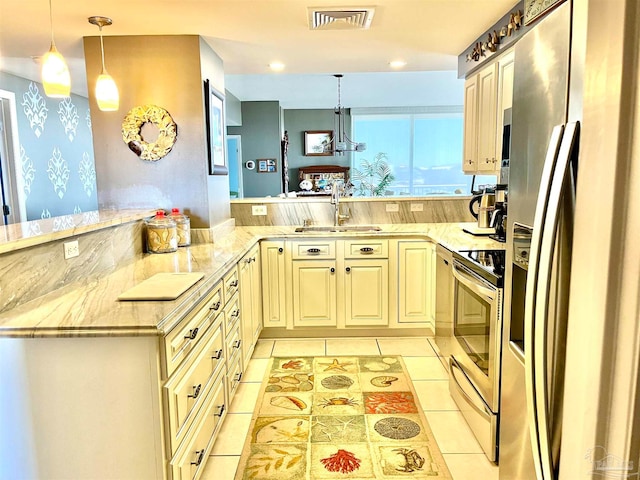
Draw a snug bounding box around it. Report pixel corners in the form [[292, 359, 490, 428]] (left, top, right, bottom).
[[330, 74, 366, 155], [88, 16, 119, 111], [41, 0, 71, 97]]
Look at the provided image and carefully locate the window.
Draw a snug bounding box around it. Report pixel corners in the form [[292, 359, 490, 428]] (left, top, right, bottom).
[[351, 110, 495, 197]]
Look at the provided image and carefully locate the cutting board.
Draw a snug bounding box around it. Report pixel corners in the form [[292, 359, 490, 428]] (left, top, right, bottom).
[[118, 272, 205, 301], [462, 223, 496, 236]]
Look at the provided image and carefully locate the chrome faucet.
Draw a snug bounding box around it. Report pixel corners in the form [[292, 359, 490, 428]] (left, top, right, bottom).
[[330, 180, 350, 226]]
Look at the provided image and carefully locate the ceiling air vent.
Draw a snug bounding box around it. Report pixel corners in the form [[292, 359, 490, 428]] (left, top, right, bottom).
[[308, 7, 375, 30]]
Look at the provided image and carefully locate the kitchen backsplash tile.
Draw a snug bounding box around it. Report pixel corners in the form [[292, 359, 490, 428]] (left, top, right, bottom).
[[230, 197, 474, 226], [0, 221, 144, 313]]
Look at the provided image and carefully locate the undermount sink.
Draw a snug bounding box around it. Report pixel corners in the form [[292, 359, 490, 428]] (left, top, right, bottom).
[[294, 225, 382, 233]]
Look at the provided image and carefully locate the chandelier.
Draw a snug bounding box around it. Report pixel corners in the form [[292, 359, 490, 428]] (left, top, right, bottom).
[[330, 74, 366, 154]]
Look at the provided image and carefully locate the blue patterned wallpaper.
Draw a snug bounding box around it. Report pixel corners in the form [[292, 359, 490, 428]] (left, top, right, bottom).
[[0, 72, 98, 221]]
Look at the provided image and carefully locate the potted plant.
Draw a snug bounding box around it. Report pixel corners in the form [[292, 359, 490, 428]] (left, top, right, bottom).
[[351, 153, 395, 196]]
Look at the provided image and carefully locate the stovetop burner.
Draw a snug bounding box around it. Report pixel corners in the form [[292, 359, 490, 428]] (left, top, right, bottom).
[[453, 249, 505, 287]]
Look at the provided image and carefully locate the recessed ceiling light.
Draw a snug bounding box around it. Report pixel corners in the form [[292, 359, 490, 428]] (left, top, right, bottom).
[[389, 60, 407, 69], [269, 62, 285, 71]]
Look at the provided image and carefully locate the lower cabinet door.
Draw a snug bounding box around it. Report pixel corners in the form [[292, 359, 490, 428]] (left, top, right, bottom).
[[292, 260, 337, 327], [398, 241, 432, 324], [261, 241, 287, 328], [170, 371, 227, 480], [344, 259, 389, 326]]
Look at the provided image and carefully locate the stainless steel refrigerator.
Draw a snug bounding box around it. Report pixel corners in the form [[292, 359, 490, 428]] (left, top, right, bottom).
[[500, 2, 581, 479]]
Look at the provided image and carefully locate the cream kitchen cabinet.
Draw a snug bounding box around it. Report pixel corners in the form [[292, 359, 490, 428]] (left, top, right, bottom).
[[391, 240, 436, 328], [463, 73, 479, 173], [290, 239, 338, 327], [343, 239, 389, 327], [476, 63, 499, 172], [260, 240, 287, 328], [286, 239, 390, 328], [238, 244, 262, 367], [463, 49, 514, 175], [495, 50, 514, 166], [0, 279, 232, 480]]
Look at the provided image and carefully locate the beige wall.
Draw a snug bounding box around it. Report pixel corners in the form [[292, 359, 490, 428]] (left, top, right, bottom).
[[84, 35, 230, 228]]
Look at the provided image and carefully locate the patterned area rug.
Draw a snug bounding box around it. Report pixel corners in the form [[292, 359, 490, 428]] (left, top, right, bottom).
[[234, 356, 453, 479]]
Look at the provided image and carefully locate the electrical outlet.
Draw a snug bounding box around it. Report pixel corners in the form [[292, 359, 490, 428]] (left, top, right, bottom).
[[410, 203, 424, 212], [252, 205, 267, 216], [385, 203, 399, 212], [64, 240, 79, 259]]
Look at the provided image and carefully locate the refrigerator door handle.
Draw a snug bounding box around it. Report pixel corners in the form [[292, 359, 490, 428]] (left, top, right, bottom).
[[524, 124, 565, 480], [532, 121, 579, 480]]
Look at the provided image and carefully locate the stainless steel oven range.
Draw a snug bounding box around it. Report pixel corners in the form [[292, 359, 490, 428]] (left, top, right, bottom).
[[449, 249, 504, 462]]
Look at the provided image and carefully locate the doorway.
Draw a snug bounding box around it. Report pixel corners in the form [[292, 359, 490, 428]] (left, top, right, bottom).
[[227, 135, 243, 198]]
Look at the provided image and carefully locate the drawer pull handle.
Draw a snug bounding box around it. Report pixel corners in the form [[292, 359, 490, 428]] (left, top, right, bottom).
[[307, 248, 321, 254], [185, 327, 199, 340], [345, 267, 351, 273], [230, 280, 238, 287], [215, 404, 225, 417], [235, 372, 243, 382], [191, 449, 205, 467], [213, 349, 223, 360], [210, 301, 221, 311], [360, 247, 374, 254], [188, 384, 202, 399], [233, 339, 242, 349], [278, 247, 283, 253], [231, 309, 240, 318], [330, 267, 335, 273]]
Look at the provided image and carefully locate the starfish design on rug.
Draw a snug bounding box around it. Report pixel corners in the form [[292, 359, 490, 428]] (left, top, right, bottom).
[[318, 358, 353, 372]]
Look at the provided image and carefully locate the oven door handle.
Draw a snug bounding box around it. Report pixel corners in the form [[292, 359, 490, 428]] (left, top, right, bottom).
[[452, 263, 496, 302]]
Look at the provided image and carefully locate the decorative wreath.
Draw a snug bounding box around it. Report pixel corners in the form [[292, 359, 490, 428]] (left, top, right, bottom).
[[122, 105, 177, 161]]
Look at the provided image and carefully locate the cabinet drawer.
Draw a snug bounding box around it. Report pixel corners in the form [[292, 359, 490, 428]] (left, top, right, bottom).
[[291, 240, 336, 259], [164, 283, 222, 377], [165, 317, 225, 454], [343, 239, 388, 258], [225, 321, 242, 361], [223, 267, 239, 303], [224, 292, 241, 334], [226, 351, 243, 402], [170, 372, 226, 480]]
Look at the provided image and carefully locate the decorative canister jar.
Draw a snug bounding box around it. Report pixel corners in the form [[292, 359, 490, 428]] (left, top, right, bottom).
[[145, 210, 178, 253], [169, 208, 191, 247]]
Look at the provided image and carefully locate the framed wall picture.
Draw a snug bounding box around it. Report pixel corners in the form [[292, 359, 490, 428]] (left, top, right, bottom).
[[258, 158, 277, 173], [524, 0, 565, 25], [204, 79, 228, 175], [304, 130, 333, 156]]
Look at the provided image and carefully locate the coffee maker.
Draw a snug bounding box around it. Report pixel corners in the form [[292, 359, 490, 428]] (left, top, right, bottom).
[[489, 184, 507, 242], [469, 187, 496, 229]]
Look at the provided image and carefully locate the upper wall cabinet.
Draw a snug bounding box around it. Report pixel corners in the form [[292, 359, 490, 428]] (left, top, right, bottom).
[[463, 50, 514, 175]]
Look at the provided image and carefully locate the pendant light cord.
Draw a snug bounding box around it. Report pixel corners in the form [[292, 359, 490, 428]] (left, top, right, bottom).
[[99, 25, 107, 73], [48, 0, 55, 44]]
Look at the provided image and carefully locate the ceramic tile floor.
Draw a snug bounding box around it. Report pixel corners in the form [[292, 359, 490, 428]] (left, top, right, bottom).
[[201, 337, 498, 480]]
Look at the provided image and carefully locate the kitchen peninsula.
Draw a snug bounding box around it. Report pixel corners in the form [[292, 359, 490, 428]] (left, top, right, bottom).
[[0, 210, 500, 479]]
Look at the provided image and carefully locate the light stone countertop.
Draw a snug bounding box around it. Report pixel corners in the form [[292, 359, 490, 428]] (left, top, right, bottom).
[[0, 209, 157, 255], [0, 222, 502, 338]]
